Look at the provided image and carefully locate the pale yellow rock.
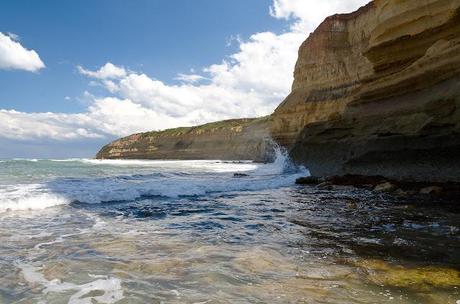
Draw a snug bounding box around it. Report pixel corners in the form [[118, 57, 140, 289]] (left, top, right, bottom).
[[272, 0, 460, 149], [96, 117, 273, 161], [374, 182, 397, 192]]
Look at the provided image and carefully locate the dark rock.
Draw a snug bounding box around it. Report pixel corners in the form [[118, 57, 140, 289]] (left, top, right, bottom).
[[346, 199, 358, 209], [295, 176, 322, 185], [326, 175, 386, 188], [317, 182, 334, 190], [233, 173, 249, 178], [419, 186, 443, 195], [394, 188, 409, 197]]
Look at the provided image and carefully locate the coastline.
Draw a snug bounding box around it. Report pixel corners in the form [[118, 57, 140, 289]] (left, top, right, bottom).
[[96, 0, 460, 184]]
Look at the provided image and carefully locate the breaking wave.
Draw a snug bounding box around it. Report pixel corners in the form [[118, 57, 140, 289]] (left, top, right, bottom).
[[0, 147, 306, 212]]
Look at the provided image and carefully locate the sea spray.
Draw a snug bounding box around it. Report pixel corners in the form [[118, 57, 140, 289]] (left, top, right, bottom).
[[0, 154, 307, 212], [255, 140, 307, 176]]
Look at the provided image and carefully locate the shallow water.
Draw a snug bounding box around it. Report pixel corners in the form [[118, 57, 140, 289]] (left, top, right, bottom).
[[0, 156, 459, 303]]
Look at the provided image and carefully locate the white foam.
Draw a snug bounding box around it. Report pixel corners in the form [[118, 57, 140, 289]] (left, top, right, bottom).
[[82, 158, 216, 166], [0, 184, 70, 212], [48, 158, 82, 162], [49, 171, 302, 204], [34, 236, 65, 250], [79, 158, 260, 173], [0, 147, 307, 211], [18, 262, 124, 304], [34, 232, 77, 250], [29, 231, 54, 239], [13, 158, 39, 162]]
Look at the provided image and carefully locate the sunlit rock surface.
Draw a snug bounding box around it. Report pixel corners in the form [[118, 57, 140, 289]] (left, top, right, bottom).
[[97, 0, 460, 181], [272, 0, 460, 181], [96, 117, 274, 162]]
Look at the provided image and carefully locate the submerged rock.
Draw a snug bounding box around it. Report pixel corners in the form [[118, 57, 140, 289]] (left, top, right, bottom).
[[354, 259, 460, 290], [294, 173, 460, 200]]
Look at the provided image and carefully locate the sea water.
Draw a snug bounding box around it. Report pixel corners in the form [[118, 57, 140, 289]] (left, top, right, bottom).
[[0, 151, 459, 303]]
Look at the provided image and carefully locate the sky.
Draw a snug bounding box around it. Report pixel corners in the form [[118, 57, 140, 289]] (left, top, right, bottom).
[[0, 0, 369, 158]]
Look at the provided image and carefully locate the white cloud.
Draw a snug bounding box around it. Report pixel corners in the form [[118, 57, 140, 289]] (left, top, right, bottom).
[[77, 62, 127, 79], [6, 32, 20, 41], [270, 0, 370, 31], [0, 109, 101, 141], [0, 32, 45, 72], [102, 80, 119, 93], [94, 29, 304, 125], [175, 73, 207, 84], [0, 98, 177, 141], [0, 0, 371, 155]]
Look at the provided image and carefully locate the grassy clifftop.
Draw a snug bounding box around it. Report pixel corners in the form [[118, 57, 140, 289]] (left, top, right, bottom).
[[96, 116, 274, 161]]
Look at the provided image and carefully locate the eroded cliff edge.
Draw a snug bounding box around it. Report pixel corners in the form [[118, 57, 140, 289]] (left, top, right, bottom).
[[97, 0, 460, 182], [96, 117, 274, 162], [272, 0, 460, 182]]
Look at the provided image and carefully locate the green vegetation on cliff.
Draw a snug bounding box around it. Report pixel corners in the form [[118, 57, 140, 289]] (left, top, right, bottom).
[[96, 116, 273, 161]]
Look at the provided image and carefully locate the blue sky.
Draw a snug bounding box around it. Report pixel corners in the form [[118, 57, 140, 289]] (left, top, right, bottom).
[[0, 0, 285, 113], [0, 0, 369, 158]]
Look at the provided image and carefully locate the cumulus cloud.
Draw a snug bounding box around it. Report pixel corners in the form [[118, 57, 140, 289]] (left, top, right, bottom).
[[0, 109, 101, 141], [0, 32, 45, 72], [82, 31, 302, 128], [77, 62, 127, 79], [0, 98, 177, 141], [175, 73, 208, 84], [270, 0, 370, 31], [0, 0, 371, 155]]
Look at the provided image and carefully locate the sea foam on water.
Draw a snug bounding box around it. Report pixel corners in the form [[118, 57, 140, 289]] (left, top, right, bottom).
[[0, 147, 306, 212]]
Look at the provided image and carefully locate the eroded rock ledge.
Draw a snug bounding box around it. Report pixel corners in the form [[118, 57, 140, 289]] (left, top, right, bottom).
[[272, 0, 460, 182]]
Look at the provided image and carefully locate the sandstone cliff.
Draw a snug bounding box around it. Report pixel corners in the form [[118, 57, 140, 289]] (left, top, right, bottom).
[[96, 117, 274, 162], [97, 0, 460, 181], [272, 0, 460, 182]]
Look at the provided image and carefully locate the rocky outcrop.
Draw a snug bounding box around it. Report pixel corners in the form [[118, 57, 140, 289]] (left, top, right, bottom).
[[97, 0, 460, 181], [96, 117, 274, 161], [272, 0, 460, 182]]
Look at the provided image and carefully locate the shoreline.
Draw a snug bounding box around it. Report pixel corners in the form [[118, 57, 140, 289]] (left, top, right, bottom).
[[296, 174, 460, 199]]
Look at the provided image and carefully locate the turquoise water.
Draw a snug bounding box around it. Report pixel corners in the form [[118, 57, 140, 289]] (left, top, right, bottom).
[[0, 155, 459, 303]]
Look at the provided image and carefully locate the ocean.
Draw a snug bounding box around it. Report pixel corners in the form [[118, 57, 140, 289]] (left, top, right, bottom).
[[0, 151, 459, 303]]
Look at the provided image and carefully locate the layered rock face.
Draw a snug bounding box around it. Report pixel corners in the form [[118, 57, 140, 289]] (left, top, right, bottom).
[[272, 0, 460, 182], [96, 117, 274, 162]]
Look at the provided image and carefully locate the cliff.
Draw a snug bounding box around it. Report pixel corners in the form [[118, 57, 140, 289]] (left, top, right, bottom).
[[97, 0, 460, 181], [272, 0, 460, 182], [96, 117, 274, 161]]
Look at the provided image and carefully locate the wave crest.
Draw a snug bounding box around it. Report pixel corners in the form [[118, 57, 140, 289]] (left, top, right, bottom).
[[0, 147, 306, 212]]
